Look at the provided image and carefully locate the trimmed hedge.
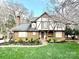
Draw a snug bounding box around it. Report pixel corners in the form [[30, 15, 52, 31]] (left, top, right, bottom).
[[47, 38, 65, 43], [14, 37, 40, 45]]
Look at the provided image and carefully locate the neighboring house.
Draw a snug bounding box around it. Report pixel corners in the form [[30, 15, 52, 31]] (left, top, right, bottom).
[[11, 12, 66, 41]]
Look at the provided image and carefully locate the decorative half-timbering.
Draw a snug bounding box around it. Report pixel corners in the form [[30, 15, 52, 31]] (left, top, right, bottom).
[[31, 12, 66, 31], [11, 12, 66, 42]]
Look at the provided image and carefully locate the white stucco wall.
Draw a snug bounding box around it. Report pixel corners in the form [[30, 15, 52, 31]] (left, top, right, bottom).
[[35, 15, 66, 31]]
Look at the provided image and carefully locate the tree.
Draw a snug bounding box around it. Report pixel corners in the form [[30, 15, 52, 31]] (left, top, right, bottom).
[[65, 27, 79, 39], [49, 0, 79, 25], [7, 2, 30, 23], [74, 29, 79, 35], [5, 15, 16, 29], [72, 29, 79, 39], [0, 0, 32, 39], [65, 27, 73, 38], [48, 0, 79, 39]]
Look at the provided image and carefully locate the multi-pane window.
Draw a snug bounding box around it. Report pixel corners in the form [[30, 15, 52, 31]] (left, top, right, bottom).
[[18, 32, 27, 37], [33, 32, 36, 35], [32, 23, 36, 28], [55, 32, 62, 38]]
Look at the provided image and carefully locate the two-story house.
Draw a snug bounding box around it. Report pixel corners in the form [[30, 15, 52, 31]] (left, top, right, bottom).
[[11, 12, 66, 42]]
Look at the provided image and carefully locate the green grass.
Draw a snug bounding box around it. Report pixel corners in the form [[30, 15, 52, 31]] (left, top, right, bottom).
[[0, 42, 79, 59]]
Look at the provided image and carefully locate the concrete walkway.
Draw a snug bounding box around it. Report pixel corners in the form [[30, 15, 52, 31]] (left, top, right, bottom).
[[39, 39, 48, 45], [0, 43, 48, 48]]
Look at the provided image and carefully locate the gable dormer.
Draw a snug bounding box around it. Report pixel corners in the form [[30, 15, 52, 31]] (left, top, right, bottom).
[[31, 22, 36, 28], [35, 12, 53, 30]]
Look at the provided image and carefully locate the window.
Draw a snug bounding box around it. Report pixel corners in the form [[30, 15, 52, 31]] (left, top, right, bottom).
[[55, 32, 62, 38], [18, 32, 27, 37], [32, 23, 36, 28], [33, 32, 36, 35]]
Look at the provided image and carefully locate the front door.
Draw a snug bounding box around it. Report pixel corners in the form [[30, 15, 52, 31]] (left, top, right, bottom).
[[41, 32, 44, 39]]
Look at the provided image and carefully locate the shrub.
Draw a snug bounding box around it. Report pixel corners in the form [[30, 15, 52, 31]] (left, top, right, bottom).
[[35, 38, 40, 45], [26, 38, 28, 40], [28, 38, 35, 43], [47, 39, 51, 43], [25, 38, 28, 42], [15, 38, 24, 43], [14, 37, 40, 45], [19, 38, 24, 43], [47, 38, 56, 43], [53, 38, 65, 43], [30, 38, 34, 43], [9, 39, 14, 44], [53, 38, 56, 43], [15, 38, 20, 43]]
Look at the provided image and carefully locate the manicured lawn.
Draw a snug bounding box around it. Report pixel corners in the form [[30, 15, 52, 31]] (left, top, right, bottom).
[[0, 42, 79, 59]]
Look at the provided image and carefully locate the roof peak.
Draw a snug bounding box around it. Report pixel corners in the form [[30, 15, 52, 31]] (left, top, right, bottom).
[[42, 12, 48, 15]]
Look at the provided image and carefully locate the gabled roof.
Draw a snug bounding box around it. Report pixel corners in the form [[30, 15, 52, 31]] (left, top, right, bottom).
[[31, 12, 61, 23], [30, 17, 38, 23], [32, 12, 78, 25], [32, 12, 54, 22]]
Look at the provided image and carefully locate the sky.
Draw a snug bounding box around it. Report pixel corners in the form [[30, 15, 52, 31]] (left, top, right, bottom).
[[0, 0, 62, 17], [15, 0, 50, 17], [0, 0, 56, 17]]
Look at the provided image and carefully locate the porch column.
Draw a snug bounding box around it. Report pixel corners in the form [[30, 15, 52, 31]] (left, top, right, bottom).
[[40, 32, 41, 39], [44, 32, 46, 40]]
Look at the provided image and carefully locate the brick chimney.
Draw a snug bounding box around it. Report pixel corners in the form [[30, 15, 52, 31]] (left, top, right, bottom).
[[16, 16, 20, 25]]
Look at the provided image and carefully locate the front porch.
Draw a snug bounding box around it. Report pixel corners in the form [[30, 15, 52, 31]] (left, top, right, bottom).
[[39, 31, 54, 39], [39, 31, 65, 43]]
